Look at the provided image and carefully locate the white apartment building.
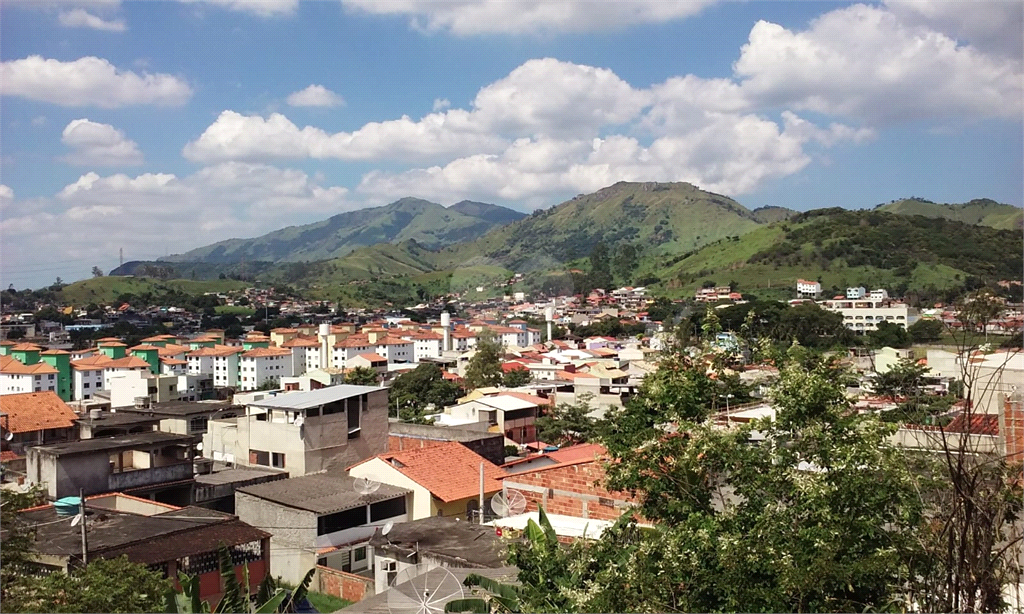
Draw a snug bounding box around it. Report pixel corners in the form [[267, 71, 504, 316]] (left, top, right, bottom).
[[372, 338, 414, 364], [846, 286, 867, 299], [491, 326, 529, 349], [102, 357, 152, 390], [450, 330, 478, 352], [71, 365, 106, 400], [820, 297, 918, 333], [796, 279, 822, 299], [403, 332, 443, 362], [238, 347, 294, 391], [333, 338, 374, 370], [0, 357, 59, 395], [282, 337, 321, 375], [212, 348, 242, 388]]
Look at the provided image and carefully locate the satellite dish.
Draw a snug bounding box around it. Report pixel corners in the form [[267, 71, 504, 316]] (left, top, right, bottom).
[[382, 520, 394, 536], [293, 416, 305, 428], [490, 489, 527, 517], [4, 432, 12, 442], [195, 442, 203, 451], [70, 513, 82, 527], [387, 565, 464, 614], [354, 477, 381, 495]]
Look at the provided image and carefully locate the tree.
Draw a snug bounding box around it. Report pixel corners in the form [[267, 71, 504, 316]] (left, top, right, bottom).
[[345, 366, 380, 386], [11, 556, 171, 614], [502, 366, 532, 387], [867, 320, 912, 348], [464, 331, 504, 390], [91, 266, 104, 277], [389, 364, 463, 420], [908, 318, 943, 343], [535, 394, 598, 446], [588, 241, 613, 291], [872, 356, 929, 400]]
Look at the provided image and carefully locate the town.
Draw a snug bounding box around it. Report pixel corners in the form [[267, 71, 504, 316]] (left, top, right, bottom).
[[1, 276, 1021, 612]]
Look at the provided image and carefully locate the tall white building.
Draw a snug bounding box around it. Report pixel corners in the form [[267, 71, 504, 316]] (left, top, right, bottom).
[[796, 279, 822, 299], [238, 347, 294, 391], [820, 296, 918, 333]]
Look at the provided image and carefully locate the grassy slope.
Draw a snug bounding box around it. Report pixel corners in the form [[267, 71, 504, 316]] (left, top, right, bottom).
[[59, 277, 248, 305], [878, 198, 1023, 230]]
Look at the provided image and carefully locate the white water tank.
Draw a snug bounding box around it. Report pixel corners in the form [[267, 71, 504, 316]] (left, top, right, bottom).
[[440, 312, 451, 352], [89, 408, 101, 420], [544, 306, 555, 322]]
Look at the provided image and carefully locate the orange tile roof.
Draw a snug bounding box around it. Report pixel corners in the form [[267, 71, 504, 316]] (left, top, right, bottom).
[[350, 441, 506, 502], [375, 336, 413, 346], [10, 343, 42, 351], [335, 336, 371, 349], [97, 341, 127, 347], [1, 450, 22, 462], [0, 391, 79, 433], [129, 344, 162, 352], [354, 352, 387, 363], [270, 328, 298, 333], [106, 356, 152, 369], [547, 443, 606, 464], [501, 392, 553, 406], [241, 347, 292, 358], [282, 336, 321, 348], [160, 358, 188, 366], [0, 340, 15, 347], [96, 337, 122, 342], [188, 345, 244, 357], [71, 355, 115, 370], [39, 349, 70, 355], [0, 355, 59, 375]]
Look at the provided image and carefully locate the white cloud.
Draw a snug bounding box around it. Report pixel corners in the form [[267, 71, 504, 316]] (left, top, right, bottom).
[[31, 116, 47, 126], [1, 163, 353, 285], [58, 8, 127, 31], [432, 98, 450, 112], [0, 55, 192, 108], [341, 0, 717, 35], [61, 119, 144, 166], [286, 84, 345, 108], [884, 0, 1023, 59], [177, 0, 298, 17], [732, 4, 1023, 124], [0, 185, 13, 202]]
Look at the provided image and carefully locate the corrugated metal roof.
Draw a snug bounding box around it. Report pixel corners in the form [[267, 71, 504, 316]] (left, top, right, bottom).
[[248, 385, 383, 410]]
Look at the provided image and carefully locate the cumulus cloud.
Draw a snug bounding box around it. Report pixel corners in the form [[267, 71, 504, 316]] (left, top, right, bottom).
[[286, 84, 345, 108], [179, 0, 299, 17], [432, 98, 451, 112], [884, 0, 1023, 59], [1, 163, 353, 285], [61, 119, 144, 166], [31, 116, 47, 126], [58, 8, 127, 31], [1, 56, 192, 108], [341, 0, 718, 35], [0, 185, 13, 202], [733, 4, 1022, 124]]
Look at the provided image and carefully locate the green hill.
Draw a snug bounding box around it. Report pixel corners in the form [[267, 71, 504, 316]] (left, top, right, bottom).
[[164, 197, 525, 264], [58, 277, 249, 305], [876, 198, 1022, 230], [750, 205, 797, 224], [658, 208, 1023, 299]]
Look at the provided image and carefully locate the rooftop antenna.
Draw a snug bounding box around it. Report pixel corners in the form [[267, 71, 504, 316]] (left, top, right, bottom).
[[490, 488, 527, 518], [353, 476, 381, 495], [386, 566, 464, 614]]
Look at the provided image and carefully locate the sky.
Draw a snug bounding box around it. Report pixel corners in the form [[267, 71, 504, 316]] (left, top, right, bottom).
[[1, 0, 1021, 289]]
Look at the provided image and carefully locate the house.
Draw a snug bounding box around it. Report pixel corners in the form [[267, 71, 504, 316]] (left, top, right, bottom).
[[116, 399, 242, 438], [1, 353, 60, 396], [348, 441, 506, 522], [499, 443, 633, 522], [26, 431, 198, 505], [796, 279, 822, 299], [21, 495, 270, 603], [238, 347, 294, 391], [820, 296, 918, 333], [0, 391, 79, 480], [236, 472, 411, 585], [203, 385, 389, 476], [347, 353, 388, 380], [365, 515, 508, 595], [387, 422, 506, 466], [440, 393, 545, 443], [280, 367, 348, 392]]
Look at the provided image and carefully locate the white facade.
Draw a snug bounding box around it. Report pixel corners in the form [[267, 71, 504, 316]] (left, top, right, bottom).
[[405, 335, 443, 362], [374, 340, 414, 364], [869, 288, 890, 300], [238, 352, 294, 391], [846, 287, 867, 299], [72, 367, 105, 400], [821, 298, 917, 333], [0, 372, 48, 395], [796, 280, 822, 298], [212, 353, 239, 388], [187, 354, 215, 377], [332, 343, 372, 370]]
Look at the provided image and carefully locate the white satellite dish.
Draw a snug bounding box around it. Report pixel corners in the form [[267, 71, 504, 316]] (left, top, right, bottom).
[[4, 431, 12, 442], [195, 442, 203, 451], [382, 520, 394, 536], [386, 565, 465, 614], [353, 477, 381, 495], [293, 416, 305, 428], [70, 513, 82, 527], [490, 489, 527, 517]]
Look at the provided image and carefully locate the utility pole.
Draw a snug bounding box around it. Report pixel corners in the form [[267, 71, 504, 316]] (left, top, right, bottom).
[[79, 488, 88, 566]]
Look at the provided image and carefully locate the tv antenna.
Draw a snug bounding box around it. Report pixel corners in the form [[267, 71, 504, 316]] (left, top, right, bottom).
[[353, 476, 381, 495], [293, 415, 304, 428], [490, 489, 527, 518], [386, 565, 464, 614]]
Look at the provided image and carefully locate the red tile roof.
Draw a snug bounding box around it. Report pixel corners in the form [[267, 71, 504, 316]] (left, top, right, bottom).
[[945, 412, 999, 436], [106, 356, 152, 369], [281, 336, 321, 348], [39, 349, 70, 356], [350, 441, 506, 502], [0, 355, 59, 375], [10, 343, 42, 351], [71, 355, 115, 370], [241, 347, 292, 358], [0, 391, 79, 434], [354, 353, 387, 364], [1, 450, 23, 462]]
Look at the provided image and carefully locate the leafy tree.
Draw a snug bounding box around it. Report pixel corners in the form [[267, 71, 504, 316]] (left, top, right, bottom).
[[872, 357, 929, 400], [535, 394, 598, 446], [389, 364, 463, 420], [867, 320, 911, 349], [345, 366, 380, 386], [612, 243, 639, 283], [12, 556, 171, 614], [907, 318, 943, 343], [464, 331, 504, 390], [502, 366, 532, 387], [588, 241, 613, 291], [257, 379, 279, 391], [91, 266, 104, 277]]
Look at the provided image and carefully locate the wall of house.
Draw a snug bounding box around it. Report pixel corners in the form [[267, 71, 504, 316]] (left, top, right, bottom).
[[501, 461, 632, 522], [317, 566, 373, 602], [386, 428, 505, 467], [236, 491, 317, 586], [27, 452, 110, 499], [349, 458, 433, 520]]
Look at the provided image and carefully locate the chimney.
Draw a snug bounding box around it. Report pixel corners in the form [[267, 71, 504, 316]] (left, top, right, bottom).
[[441, 312, 451, 352]]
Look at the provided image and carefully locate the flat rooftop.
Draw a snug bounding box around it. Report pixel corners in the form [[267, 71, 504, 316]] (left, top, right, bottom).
[[195, 465, 287, 486], [237, 472, 409, 515], [248, 385, 384, 410], [31, 431, 196, 456], [117, 399, 238, 417]]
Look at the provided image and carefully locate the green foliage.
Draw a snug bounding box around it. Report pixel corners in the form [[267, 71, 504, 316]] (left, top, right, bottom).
[[502, 366, 532, 387], [907, 318, 944, 343], [873, 357, 930, 400], [535, 394, 599, 446], [867, 321, 912, 349], [345, 366, 381, 386], [10, 556, 171, 614], [464, 331, 504, 390], [389, 364, 464, 420]]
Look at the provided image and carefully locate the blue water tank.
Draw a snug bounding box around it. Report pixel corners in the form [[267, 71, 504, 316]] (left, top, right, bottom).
[[54, 496, 82, 516]]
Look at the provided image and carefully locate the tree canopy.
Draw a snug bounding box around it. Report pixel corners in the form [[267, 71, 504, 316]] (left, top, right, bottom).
[[464, 331, 504, 390]]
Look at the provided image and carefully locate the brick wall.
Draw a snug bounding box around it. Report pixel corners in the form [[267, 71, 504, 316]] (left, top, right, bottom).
[[387, 427, 505, 466], [317, 565, 373, 603], [1003, 394, 1024, 462], [502, 460, 633, 522]]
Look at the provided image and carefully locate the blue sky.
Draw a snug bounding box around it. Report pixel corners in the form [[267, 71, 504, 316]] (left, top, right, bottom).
[[1, 0, 1021, 288]]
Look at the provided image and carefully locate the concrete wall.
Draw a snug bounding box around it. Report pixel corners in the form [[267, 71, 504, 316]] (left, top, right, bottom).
[[349, 458, 433, 520], [27, 451, 110, 499], [890, 427, 1000, 454], [502, 461, 633, 522], [107, 463, 193, 492], [387, 424, 505, 466], [317, 566, 373, 602], [236, 491, 317, 586]]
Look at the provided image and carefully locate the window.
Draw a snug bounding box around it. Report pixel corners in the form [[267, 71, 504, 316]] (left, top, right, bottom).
[[250, 450, 270, 466], [84, 382, 90, 389], [353, 547, 366, 562], [272, 452, 285, 468], [48, 374, 55, 380], [189, 416, 209, 433], [317, 507, 366, 535], [370, 497, 406, 521], [347, 400, 360, 439]]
